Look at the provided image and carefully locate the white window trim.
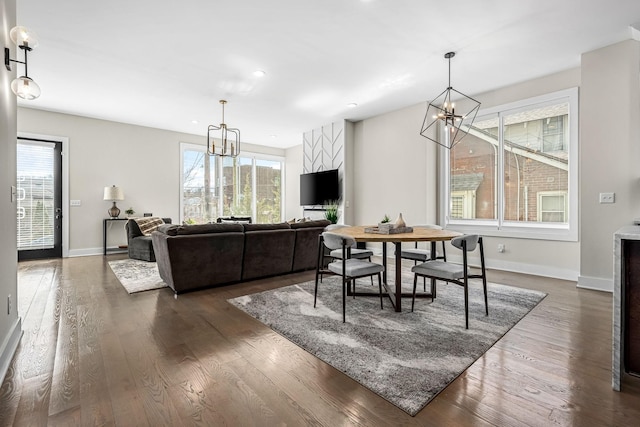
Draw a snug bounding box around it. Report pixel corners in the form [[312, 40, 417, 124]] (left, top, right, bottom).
[[179, 142, 285, 224], [438, 87, 579, 242]]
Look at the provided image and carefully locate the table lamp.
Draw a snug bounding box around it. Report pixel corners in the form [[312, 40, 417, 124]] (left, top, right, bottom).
[[103, 185, 124, 218]]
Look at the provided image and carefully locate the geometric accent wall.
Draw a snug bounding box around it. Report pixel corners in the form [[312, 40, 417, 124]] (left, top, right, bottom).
[[302, 120, 351, 223], [303, 121, 344, 173]]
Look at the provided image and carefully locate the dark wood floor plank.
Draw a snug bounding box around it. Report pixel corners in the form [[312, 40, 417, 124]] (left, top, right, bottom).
[[49, 284, 80, 417], [2, 255, 640, 426]]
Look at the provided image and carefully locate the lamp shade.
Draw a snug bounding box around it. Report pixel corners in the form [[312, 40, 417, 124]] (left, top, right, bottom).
[[103, 185, 124, 201], [10, 26, 39, 49], [11, 76, 41, 100]]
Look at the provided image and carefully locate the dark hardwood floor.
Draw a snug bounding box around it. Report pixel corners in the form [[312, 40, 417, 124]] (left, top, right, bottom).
[[1, 255, 640, 426]]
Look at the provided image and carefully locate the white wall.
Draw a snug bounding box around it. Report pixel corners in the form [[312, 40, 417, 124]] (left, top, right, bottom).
[[285, 143, 303, 220], [579, 40, 640, 291], [353, 104, 435, 226], [17, 108, 285, 255], [0, 0, 22, 385]]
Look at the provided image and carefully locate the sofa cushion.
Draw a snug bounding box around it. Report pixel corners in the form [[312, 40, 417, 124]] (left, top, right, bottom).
[[243, 222, 291, 231], [289, 219, 331, 229], [159, 223, 244, 236], [242, 228, 296, 280]]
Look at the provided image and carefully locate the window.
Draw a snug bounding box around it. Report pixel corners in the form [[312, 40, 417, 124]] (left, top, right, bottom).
[[538, 191, 567, 223], [180, 143, 284, 224], [440, 88, 578, 241]]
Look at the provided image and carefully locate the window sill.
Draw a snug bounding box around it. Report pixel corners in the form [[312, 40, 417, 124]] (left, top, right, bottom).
[[445, 221, 578, 242]]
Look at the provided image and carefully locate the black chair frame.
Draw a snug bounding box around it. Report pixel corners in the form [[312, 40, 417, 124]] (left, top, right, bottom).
[[412, 236, 488, 329]]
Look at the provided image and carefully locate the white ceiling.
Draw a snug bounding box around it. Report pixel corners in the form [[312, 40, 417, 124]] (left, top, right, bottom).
[[13, 0, 640, 149]]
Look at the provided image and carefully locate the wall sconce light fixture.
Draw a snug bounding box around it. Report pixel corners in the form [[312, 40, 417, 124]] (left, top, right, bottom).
[[4, 26, 41, 100], [207, 100, 241, 157]]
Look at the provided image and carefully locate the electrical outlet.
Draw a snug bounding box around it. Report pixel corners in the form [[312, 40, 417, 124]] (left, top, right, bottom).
[[599, 192, 615, 204], [498, 244, 505, 253], [70, 199, 81, 206], [7, 294, 11, 315]]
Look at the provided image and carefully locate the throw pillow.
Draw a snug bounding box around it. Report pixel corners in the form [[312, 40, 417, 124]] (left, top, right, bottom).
[[133, 217, 165, 236]]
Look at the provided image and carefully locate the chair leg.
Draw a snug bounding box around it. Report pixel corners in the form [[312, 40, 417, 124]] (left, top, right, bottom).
[[342, 276, 347, 323], [483, 275, 488, 316], [369, 257, 374, 286], [377, 273, 383, 309], [431, 278, 436, 301], [412, 274, 418, 312], [464, 279, 469, 329], [314, 266, 320, 309]]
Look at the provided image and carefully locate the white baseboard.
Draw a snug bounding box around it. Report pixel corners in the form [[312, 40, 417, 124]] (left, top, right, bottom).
[[0, 317, 23, 385], [577, 275, 613, 293], [68, 247, 105, 257], [482, 258, 578, 282]]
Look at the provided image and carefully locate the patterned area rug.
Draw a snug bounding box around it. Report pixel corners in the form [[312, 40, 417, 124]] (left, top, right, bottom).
[[108, 259, 167, 293], [229, 276, 546, 416]]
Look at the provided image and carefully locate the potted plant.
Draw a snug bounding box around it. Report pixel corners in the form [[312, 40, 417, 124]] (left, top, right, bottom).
[[378, 214, 392, 231], [125, 207, 135, 218], [324, 201, 339, 224]]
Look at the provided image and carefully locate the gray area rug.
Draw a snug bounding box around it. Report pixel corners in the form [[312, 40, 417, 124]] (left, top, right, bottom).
[[108, 259, 167, 293], [229, 276, 546, 416]]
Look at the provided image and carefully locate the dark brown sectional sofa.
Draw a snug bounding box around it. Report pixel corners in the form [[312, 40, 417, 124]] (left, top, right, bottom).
[[151, 220, 330, 294]]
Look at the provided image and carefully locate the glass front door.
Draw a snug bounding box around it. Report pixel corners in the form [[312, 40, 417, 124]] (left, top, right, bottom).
[[17, 138, 63, 260]]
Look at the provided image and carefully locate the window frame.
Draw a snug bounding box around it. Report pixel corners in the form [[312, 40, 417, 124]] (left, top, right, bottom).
[[180, 142, 285, 224], [537, 191, 568, 223], [438, 87, 579, 241]]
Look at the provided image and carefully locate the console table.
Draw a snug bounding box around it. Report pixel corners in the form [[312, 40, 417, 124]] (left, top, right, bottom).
[[613, 226, 640, 390], [103, 218, 128, 255]]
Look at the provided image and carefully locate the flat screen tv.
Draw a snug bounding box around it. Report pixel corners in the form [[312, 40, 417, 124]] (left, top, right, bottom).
[[300, 169, 339, 206]]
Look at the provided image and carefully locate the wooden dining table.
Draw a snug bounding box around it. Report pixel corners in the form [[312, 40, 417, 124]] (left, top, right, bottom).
[[331, 225, 462, 312]]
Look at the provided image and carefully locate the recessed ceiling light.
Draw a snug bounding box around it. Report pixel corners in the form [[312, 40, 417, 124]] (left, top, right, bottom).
[[347, 103, 358, 108], [191, 120, 199, 124], [253, 70, 266, 77], [270, 135, 277, 138]]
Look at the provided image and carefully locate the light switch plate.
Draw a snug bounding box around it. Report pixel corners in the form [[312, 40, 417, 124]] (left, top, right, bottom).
[[70, 200, 81, 206]]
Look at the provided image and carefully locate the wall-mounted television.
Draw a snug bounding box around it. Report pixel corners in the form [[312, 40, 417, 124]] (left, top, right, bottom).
[[300, 169, 340, 206]]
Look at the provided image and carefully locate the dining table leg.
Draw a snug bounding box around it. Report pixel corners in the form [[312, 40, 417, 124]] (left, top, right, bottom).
[[382, 242, 387, 284], [395, 241, 402, 312]]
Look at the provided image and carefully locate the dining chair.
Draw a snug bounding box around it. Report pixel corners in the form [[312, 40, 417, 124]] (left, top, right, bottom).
[[410, 234, 487, 329], [398, 224, 447, 293], [399, 224, 447, 263], [314, 232, 385, 323], [326, 224, 374, 260], [322, 224, 375, 286]]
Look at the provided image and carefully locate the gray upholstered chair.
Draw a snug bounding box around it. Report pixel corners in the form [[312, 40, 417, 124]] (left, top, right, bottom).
[[326, 224, 374, 260], [399, 224, 447, 263], [410, 234, 488, 329], [126, 217, 172, 261], [323, 224, 375, 286], [399, 224, 448, 293], [314, 232, 385, 323]]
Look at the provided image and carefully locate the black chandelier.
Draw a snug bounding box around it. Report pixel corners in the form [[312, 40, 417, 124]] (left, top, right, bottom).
[[207, 100, 241, 158], [420, 52, 480, 150]]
